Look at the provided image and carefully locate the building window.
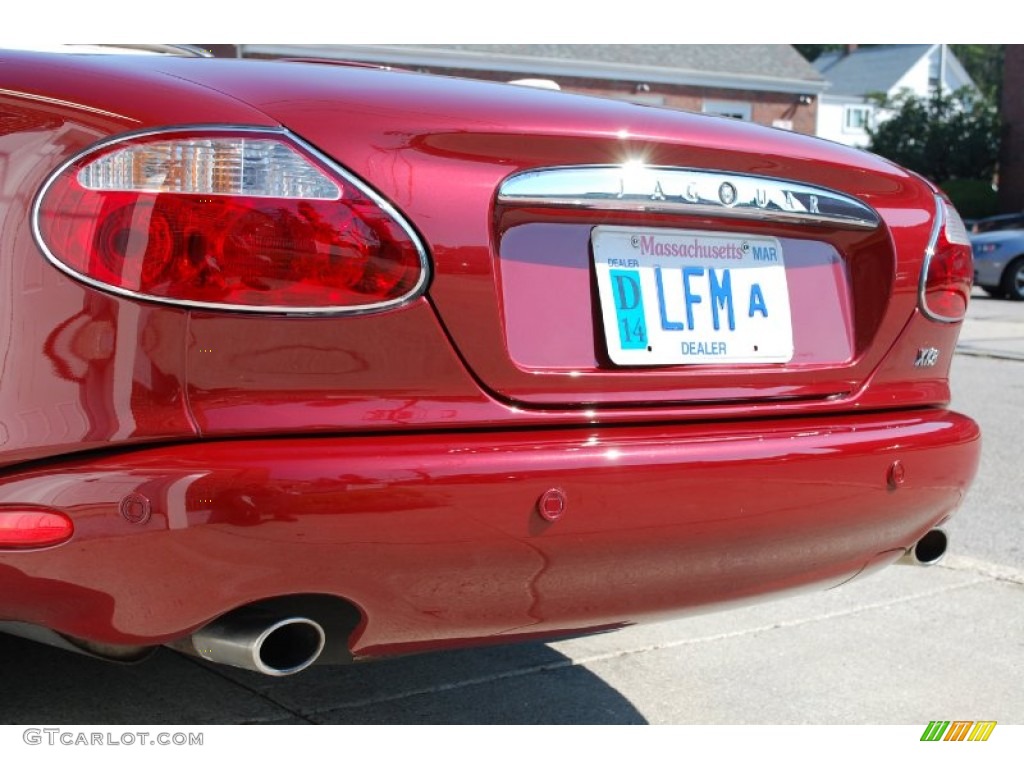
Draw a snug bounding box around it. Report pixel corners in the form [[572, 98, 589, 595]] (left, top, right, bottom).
[[702, 100, 752, 121], [591, 92, 666, 107], [844, 106, 871, 132], [929, 55, 942, 92], [629, 94, 667, 107]]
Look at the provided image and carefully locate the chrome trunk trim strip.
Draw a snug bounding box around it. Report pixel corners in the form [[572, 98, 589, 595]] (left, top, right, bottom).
[[498, 165, 881, 230]]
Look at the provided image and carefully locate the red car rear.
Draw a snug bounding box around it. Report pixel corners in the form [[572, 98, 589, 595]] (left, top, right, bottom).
[[0, 50, 979, 675]]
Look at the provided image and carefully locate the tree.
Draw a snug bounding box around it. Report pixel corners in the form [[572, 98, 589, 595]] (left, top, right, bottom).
[[867, 88, 1001, 217], [867, 88, 1000, 185], [792, 44, 842, 63], [950, 45, 1005, 101]]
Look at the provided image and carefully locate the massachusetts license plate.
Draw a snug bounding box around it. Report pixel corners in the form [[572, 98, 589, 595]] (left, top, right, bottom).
[[592, 226, 794, 365]]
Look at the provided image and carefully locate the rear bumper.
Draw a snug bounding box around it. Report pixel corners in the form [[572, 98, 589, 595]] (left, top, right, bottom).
[[0, 409, 979, 657]]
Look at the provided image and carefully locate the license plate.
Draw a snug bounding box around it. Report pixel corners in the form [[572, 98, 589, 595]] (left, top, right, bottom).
[[592, 226, 794, 365]]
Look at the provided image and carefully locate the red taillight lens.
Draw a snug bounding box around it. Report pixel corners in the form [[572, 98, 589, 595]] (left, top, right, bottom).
[[920, 196, 973, 323], [0, 508, 73, 549], [34, 129, 427, 313]]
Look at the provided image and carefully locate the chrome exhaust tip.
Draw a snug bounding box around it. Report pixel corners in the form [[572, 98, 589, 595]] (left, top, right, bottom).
[[899, 528, 949, 567], [185, 613, 326, 676]]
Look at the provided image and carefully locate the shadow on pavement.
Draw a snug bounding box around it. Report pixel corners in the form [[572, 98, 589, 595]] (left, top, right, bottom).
[[0, 633, 647, 725]]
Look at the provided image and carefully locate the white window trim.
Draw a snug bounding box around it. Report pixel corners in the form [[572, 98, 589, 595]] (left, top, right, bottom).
[[843, 105, 872, 133], [702, 99, 752, 121]]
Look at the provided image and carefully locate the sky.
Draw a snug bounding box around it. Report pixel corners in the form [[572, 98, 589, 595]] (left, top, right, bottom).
[[3, 1, 1004, 46]]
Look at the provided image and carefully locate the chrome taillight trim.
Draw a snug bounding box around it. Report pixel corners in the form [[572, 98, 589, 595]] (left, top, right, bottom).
[[31, 124, 431, 317], [497, 165, 881, 230], [919, 194, 962, 324]]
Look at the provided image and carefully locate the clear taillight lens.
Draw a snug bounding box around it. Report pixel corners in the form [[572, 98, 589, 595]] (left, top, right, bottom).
[[920, 196, 973, 323], [34, 129, 428, 313]]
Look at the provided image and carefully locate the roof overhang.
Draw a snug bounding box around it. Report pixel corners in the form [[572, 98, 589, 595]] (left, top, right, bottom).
[[242, 44, 827, 97]]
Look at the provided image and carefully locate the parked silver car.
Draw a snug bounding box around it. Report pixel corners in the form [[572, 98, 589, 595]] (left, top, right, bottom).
[[971, 229, 1024, 300]]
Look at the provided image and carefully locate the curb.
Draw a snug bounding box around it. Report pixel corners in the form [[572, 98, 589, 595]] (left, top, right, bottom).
[[955, 344, 1024, 362]]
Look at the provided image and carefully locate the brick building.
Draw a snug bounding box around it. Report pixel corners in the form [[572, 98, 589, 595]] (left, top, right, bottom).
[[240, 44, 825, 135]]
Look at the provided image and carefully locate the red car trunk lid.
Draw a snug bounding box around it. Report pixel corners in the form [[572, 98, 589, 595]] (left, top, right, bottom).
[[149, 59, 939, 409]]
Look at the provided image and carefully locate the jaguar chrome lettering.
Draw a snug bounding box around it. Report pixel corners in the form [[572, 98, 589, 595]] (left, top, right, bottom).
[[620, 174, 824, 215], [718, 182, 737, 206], [497, 166, 881, 230]]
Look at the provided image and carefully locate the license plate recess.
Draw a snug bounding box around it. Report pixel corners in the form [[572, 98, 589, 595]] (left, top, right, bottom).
[[592, 226, 794, 366]]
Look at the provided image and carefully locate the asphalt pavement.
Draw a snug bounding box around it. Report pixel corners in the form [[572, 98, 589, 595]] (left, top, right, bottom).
[[0, 289, 1021, 725]]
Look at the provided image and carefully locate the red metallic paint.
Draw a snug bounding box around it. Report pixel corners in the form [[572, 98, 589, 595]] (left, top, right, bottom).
[[205, 59, 929, 408], [0, 411, 979, 656], [0, 51, 981, 661], [0, 53, 961, 449]]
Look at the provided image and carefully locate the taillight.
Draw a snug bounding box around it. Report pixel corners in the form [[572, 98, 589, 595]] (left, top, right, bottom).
[[33, 128, 428, 314], [920, 195, 973, 323], [0, 507, 73, 549]]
